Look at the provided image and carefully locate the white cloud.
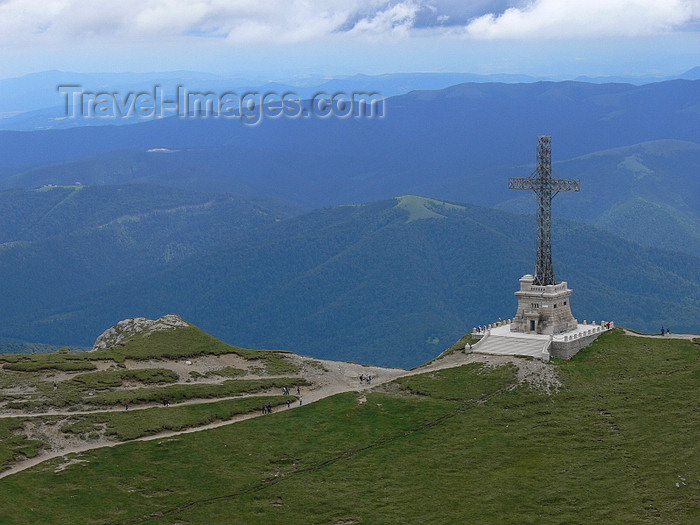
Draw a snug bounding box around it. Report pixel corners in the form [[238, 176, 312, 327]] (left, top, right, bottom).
[[0, 0, 698, 48], [463, 0, 700, 39], [348, 2, 421, 38], [0, 1, 420, 46]]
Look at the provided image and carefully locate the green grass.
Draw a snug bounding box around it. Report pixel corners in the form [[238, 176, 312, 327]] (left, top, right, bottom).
[[5, 377, 308, 412], [60, 395, 295, 441], [396, 362, 516, 401], [2, 374, 307, 413], [67, 368, 180, 389], [87, 325, 292, 365], [86, 378, 309, 407], [259, 353, 301, 375], [210, 366, 247, 378], [0, 419, 43, 470], [190, 367, 247, 380], [0, 332, 697, 524], [2, 358, 97, 372], [0, 326, 297, 371]]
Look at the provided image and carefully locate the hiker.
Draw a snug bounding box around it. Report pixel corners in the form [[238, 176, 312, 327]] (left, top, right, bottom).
[[125, 401, 129, 410], [53, 382, 57, 391], [286, 399, 291, 408], [299, 397, 303, 406], [267, 403, 272, 414], [360, 374, 364, 383], [667, 328, 671, 335], [367, 375, 372, 384], [262, 405, 267, 415], [661, 327, 666, 336], [296, 386, 300, 395]]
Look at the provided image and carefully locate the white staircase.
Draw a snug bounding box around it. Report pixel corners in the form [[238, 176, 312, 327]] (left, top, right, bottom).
[[472, 332, 550, 360]]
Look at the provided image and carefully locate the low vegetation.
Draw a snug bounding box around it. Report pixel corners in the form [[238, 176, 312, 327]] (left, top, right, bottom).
[[67, 368, 179, 389], [85, 378, 308, 407], [0, 325, 299, 373], [0, 331, 696, 524], [60, 395, 294, 441], [0, 419, 42, 470], [2, 358, 96, 373], [189, 367, 247, 380]]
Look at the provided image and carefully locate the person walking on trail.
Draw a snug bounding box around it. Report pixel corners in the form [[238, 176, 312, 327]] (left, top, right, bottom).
[[286, 399, 291, 408], [296, 386, 300, 395], [299, 397, 303, 406], [125, 401, 129, 410], [661, 327, 666, 336]]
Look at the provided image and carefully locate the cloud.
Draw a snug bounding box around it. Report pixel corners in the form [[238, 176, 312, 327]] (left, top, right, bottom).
[[347, 2, 420, 38], [463, 0, 700, 39], [0, 1, 414, 45], [0, 0, 698, 48]]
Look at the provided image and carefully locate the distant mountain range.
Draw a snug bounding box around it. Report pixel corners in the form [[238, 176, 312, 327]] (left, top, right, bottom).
[[2, 79, 698, 257], [0, 187, 696, 367], [1, 68, 698, 131], [0, 77, 697, 365], [2, 78, 698, 175]]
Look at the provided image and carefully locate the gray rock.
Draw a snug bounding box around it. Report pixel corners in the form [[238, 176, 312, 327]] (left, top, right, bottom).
[[91, 313, 189, 351]]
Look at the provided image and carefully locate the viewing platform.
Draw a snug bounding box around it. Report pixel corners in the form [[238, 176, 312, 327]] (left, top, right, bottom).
[[471, 319, 614, 361]]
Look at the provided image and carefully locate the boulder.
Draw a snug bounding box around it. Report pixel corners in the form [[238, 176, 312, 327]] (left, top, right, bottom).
[[91, 313, 189, 351]]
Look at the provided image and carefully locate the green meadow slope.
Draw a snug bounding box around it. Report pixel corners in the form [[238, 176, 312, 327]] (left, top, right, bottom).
[[0, 330, 697, 524]]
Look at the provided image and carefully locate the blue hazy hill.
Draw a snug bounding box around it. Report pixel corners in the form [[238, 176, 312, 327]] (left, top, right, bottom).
[[0, 189, 695, 367]]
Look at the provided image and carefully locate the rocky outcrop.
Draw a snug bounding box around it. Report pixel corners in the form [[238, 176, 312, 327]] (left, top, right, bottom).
[[91, 314, 189, 351]]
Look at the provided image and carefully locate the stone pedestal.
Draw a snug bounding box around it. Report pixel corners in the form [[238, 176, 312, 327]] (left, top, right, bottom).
[[511, 274, 577, 335]]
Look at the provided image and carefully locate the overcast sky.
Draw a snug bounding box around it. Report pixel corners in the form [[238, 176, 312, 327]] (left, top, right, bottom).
[[1, 0, 699, 79]]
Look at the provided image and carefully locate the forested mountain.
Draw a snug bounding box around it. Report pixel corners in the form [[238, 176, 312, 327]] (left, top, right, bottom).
[[0, 184, 301, 344], [0, 79, 697, 365], [491, 140, 700, 257], [2, 80, 698, 255], [0, 190, 696, 367]]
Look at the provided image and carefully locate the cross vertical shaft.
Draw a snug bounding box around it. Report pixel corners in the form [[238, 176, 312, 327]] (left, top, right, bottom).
[[535, 136, 554, 286], [509, 136, 580, 286]]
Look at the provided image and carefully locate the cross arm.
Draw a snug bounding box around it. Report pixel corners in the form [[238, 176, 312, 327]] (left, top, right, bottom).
[[508, 177, 581, 192]]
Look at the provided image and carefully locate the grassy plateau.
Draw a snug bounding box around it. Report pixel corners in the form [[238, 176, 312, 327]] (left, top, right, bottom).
[[0, 330, 696, 523]]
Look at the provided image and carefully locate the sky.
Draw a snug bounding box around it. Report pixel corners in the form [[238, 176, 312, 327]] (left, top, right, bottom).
[[1, 0, 699, 80]]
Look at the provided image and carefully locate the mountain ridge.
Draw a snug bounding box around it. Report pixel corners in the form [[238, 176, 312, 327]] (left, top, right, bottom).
[[0, 189, 695, 367]]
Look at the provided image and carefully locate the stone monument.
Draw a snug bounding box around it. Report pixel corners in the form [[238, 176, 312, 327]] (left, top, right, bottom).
[[508, 136, 580, 335]]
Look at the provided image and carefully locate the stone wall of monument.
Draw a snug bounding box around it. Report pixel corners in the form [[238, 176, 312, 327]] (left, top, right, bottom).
[[550, 330, 605, 359], [511, 276, 577, 335]]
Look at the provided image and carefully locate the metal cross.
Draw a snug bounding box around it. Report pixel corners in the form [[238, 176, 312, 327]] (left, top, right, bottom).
[[508, 136, 580, 286]]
